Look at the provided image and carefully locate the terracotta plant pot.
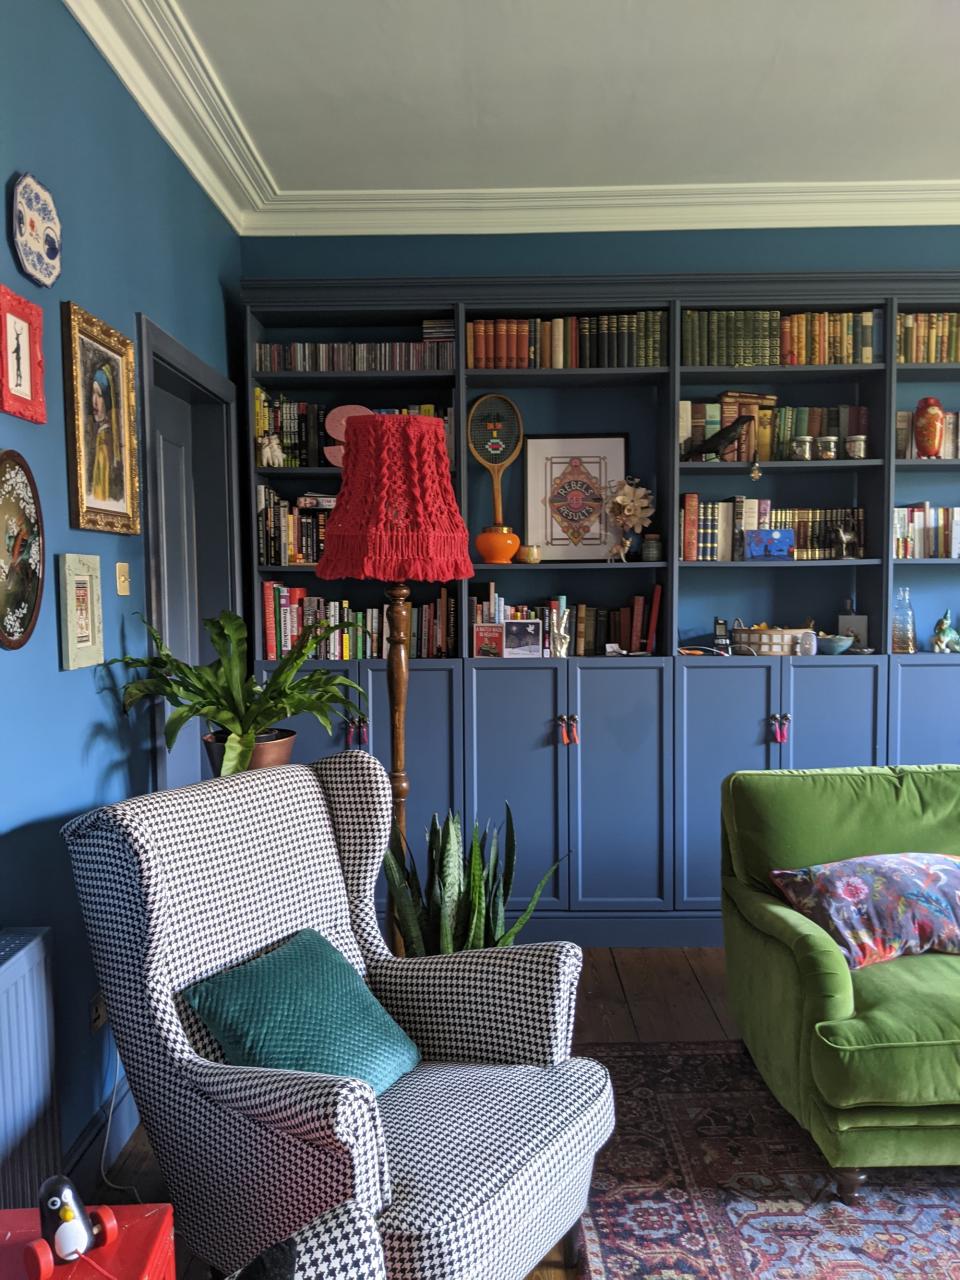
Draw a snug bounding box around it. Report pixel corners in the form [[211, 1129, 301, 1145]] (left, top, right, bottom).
[[202, 727, 296, 776]]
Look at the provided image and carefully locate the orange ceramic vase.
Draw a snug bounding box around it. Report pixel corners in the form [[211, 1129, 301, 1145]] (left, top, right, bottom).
[[475, 524, 520, 564], [914, 396, 945, 458]]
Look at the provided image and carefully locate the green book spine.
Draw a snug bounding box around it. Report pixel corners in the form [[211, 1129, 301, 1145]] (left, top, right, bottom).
[[708, 310, 719, 365], [579, 316, 590, 368], [717, 309, 728, 366], [650, 311, 659, 366], [698, 311, 709, 367], [682, 310, 693, 364], [599, 314, 609, 366], [734, 310, 745, 365], [589, 315, 598, 366], [609, 314, 620, 368], [618, 313, 629, 367], [628, 313, 638, 366]]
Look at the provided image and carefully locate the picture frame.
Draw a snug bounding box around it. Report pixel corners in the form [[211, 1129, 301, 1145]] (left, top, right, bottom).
[[0, 286, 45, 423], [504, 618, 542, 658], [0, 450, 44, 649], [524, 435, 626, 560], [58, 553, 104, 670], [62, 302, 140, 534]]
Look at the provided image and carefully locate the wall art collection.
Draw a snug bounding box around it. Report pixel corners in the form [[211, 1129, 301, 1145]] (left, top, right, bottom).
[[2, 170, 140, 658]]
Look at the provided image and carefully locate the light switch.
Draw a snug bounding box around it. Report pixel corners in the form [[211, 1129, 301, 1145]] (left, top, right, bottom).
[[115, 562, 130, 596]]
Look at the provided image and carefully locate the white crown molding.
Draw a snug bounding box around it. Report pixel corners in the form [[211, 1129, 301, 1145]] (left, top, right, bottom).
[[65, 2, 960, 237]]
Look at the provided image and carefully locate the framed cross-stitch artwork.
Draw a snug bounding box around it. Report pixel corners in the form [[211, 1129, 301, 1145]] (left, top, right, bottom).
[[62, 301, 139, 534], [524, 435, 626, 561], [0, 286, 45, 423], [58, 552, 104, 669]]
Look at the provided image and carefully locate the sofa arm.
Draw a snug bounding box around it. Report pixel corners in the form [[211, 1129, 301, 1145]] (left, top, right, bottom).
[[183, 1056, 390, 1209], [723, 876, 854, 1023], [228, 1201, 385, 1280], [368, 941, 582, 1066]]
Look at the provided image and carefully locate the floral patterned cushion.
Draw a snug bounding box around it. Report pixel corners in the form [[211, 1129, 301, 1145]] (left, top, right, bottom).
[[770, 852, 960, 970]]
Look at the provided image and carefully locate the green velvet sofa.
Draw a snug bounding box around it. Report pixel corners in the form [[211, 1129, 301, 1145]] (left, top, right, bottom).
[[722, 765, 960, 1202]]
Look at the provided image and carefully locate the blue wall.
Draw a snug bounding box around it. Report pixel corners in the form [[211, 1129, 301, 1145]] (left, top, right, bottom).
[[1, 0, 240, 1176], [241, 226, 960, 280]]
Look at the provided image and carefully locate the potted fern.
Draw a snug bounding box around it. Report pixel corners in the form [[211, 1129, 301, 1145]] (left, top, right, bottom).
[[110, 611, 361, 776], [383, 805, 557, 953]]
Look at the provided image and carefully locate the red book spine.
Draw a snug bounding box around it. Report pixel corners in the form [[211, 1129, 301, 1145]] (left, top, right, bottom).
[[630, 595, 646, 653], [682, 494, 699, 561], [645, 584, 662, 655], [516, 319, 530, 369], [495, 319, 508, 369], [474, 321, 485, 370], [262, 580, 278, 660], [506, 318, 518, 369]]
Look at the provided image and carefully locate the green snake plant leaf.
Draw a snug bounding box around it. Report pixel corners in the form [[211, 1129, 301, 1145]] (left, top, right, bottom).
[[382, 838, 426, 957], [439, 813, 463, 949], [502, 802, 517, 904], [437, 880, 454, 954], [465, 823, 487, 950], [425, 813, 441, 911], [496, 857, 561, 947], [220, 731, 256, 776], [485, 826, 499, 899], [488, 872, 505, 945]]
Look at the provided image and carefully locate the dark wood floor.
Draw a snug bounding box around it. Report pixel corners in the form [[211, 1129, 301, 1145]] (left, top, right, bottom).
[[102, 948, 738, 1279]]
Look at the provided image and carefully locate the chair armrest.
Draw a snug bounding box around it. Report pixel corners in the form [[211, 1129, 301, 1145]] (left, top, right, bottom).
[[228, 1201, 385, 1280], [723, 876, 854, 1023], [183, 1056, 390, 1209], [368, 941, 582, 1066]]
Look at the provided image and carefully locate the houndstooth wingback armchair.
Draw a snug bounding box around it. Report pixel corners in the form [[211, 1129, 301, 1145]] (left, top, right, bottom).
[[63, 751, 614, 1279], [227, 1201, 386, 1280]]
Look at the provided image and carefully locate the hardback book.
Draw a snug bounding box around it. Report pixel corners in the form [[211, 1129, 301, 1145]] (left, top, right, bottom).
[[474, 623, 504, 658], [682, 493, 699, 561], [504, 618, 542, 658], [646, 584, 662, 655]]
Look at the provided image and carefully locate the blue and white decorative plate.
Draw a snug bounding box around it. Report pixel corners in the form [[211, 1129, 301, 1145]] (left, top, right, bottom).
[[13, 174, 61, 287]]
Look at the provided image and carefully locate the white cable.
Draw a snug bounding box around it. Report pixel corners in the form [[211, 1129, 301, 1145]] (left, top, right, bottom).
[[98, 1043, 142, 1202]]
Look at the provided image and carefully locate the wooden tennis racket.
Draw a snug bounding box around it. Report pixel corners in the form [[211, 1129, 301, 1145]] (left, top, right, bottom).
[[466, 394, 524, 525]]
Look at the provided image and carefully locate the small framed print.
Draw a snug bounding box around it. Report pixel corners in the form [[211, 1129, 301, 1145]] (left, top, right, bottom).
[[473, 622, 504, 658], [504, 618, 542, 658], [524, 435, 626, 560], [62, 302, 139, 534], [58, 553, 103, 669], [0, 286, 45, 423]]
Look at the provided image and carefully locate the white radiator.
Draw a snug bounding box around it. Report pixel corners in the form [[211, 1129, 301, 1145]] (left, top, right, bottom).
[[0, 928, 61, 1207]]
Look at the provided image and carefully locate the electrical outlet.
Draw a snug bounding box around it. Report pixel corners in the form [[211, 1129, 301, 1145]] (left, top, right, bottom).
[[90, 991, 108, 1032]]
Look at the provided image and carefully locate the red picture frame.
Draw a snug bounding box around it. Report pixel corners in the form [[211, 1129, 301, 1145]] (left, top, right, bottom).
[[0, 285, 45, 423]]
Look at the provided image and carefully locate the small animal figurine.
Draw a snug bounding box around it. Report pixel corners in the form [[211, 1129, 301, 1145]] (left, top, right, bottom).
[[258, 432, 285, 468], [833, 520, 857, 558], [933, 609, 960, 653], [38, 1175, 96, 1264], [680, 415, 753, 461]]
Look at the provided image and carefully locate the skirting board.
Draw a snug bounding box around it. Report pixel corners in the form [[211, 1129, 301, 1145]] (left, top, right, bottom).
[[376, 907, 724, 948], [65, 1075, 140, 1200]]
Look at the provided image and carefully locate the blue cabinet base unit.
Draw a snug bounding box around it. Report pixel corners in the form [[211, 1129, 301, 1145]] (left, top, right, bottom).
[[888, 655, 960, 765], [781, 656, 888, 769]]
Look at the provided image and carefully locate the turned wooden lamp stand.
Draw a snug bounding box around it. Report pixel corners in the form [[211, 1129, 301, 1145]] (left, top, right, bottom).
[[315, 414, 472, 952]]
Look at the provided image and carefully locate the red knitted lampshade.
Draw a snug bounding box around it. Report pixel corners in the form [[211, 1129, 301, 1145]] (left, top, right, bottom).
[[315, 414, 472, 582]]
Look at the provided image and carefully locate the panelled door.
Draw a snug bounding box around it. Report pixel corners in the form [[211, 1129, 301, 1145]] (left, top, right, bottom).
[[781, 656, 888, 769], [889, 655, 960, 764]]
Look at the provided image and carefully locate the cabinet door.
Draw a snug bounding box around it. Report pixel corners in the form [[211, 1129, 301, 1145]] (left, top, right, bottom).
[[259, 660, 359, 763], [675, 657, 780, 910], [464, 660, 568, 910], [361, 659, 464, 850], [781, 656, 888, 769], [889, 656, 960, 764], [568, 659, 671, 910]]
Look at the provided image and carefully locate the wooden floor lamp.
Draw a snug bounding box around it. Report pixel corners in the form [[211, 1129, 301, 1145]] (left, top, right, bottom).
[[315, 414, 472, 949]]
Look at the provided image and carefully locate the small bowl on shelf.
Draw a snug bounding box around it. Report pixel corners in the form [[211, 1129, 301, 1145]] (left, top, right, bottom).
[[816, 633, 855, 656]]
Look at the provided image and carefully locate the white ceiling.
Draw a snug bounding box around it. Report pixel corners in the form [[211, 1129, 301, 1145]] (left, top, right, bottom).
[[66, 0, 960, 234]]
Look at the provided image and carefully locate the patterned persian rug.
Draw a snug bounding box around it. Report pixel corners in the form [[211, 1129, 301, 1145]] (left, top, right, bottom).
[[577, 1042, 960, 1280]]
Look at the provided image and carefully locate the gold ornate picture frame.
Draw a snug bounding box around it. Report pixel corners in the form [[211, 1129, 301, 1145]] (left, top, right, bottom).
[[62, 301, 140, 534]]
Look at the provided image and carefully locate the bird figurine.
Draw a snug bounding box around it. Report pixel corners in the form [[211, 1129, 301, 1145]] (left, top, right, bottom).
[[933, 608, 960, 653], [680, 415, 753, 462], [38, 1175, 96, 1264]]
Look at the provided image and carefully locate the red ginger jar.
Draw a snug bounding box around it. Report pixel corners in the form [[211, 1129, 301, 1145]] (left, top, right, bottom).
[[914, 396, 945, 458]]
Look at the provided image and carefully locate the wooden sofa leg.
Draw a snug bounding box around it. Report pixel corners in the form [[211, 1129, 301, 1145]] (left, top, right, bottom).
[[835, 1167, 867, 1206], [562, 1222, 581, 1268]]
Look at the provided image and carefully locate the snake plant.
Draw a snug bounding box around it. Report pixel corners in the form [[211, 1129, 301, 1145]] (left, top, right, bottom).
[[383, 805, 557, 954], [109, 611, 361, 775]]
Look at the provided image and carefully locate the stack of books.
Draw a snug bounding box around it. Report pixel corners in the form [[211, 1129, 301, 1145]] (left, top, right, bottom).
[[895, 408, 960, 458], [681, 309, 883, 366], [893, 504, 960, 559], [680, 494, 865, 561], [896, 313, 960, 363], [469, 582, 662, 656], [261, 584, 456, 661], [257, 488, 335, 566], [466, 312, 666, 369], [255, 327, 455, 373], [253, 392, 454, 467], [679, 394, 870, 461]]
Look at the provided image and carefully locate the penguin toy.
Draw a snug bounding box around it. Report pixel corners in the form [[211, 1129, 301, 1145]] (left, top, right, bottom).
[[38, 1175, 96, 1264]]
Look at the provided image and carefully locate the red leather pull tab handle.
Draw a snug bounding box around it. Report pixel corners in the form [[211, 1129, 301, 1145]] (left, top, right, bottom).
[[359, 715, 369, 747], [345, 717, 355, 748], [557, 715, 569, 746], [569, 714, 580, 745]]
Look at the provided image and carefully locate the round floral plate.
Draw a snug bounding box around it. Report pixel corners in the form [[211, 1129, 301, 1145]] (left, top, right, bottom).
[[13, 174, 62, 287], [0, 451, 44, 648]]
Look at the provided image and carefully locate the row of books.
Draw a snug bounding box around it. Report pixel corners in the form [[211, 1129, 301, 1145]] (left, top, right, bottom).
[[465, 312, 666, 370], [680, 495, 866, 561], [681, 309, 884, 367], [261, 583, 457, 661], [896, 314, 960, 364], [895, 408, 960, 458], [679, 393, 870, 461], [893, 505, 960, 559], [255, 334, 455, 373], [257, 488, 335, 567], [469, 583, 662, 656]]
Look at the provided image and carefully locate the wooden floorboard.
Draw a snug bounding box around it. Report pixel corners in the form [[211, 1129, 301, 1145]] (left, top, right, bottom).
[[101, 948, 734, 1278]]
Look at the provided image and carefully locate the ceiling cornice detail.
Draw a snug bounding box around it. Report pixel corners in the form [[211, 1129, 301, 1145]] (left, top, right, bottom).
[[66, 0, 960, 237]]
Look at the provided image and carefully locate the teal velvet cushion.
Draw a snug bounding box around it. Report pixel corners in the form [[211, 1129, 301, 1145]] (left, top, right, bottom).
[[183, 929, 420, 1094]]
